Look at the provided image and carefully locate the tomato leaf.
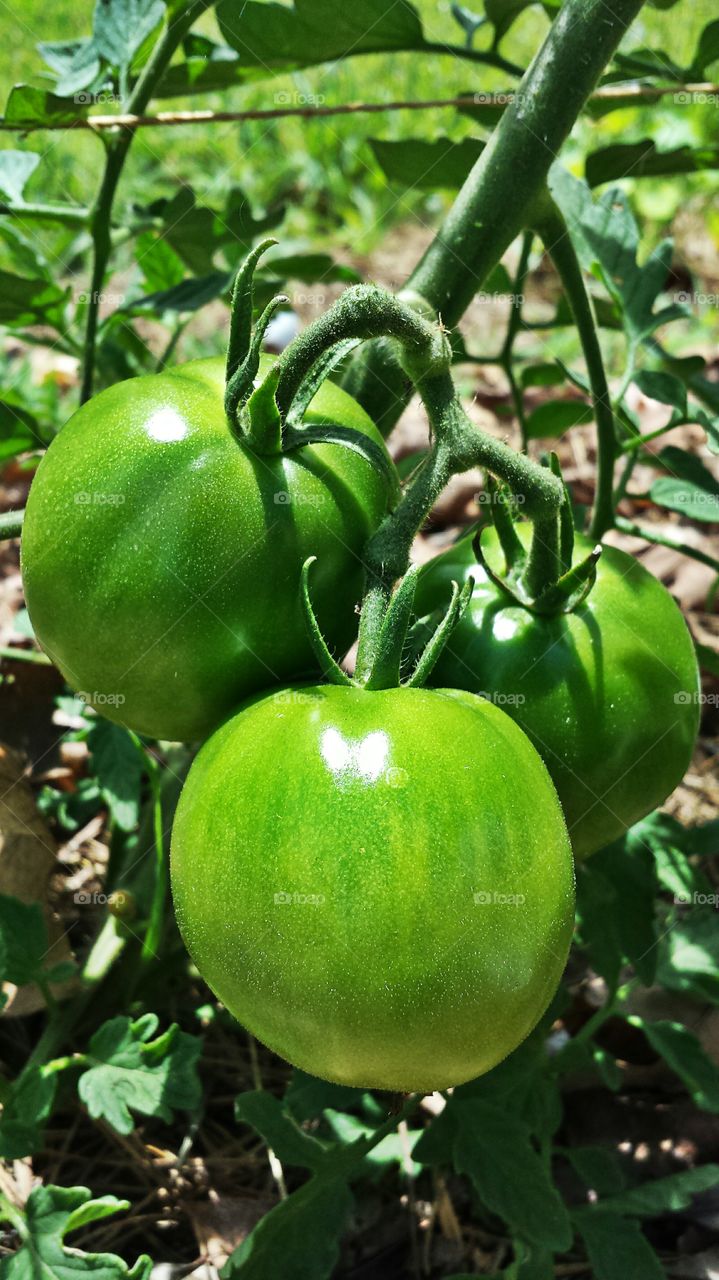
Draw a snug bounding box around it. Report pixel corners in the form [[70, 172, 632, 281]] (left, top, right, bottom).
[[235, 1090, 329, 1171], [78, 1014, 202, 1135], [628, 1018, 719, 1113], [452, 1100, 573, 1251], [370, 137, 484, 192], [574, 1211, 664, 1280], [0, 1185, 151, 1280], [217, 0, 426, 76], [0, 1069, 57, 1159], [222, 1176, 353, 1280], [87, 720, 143, 832]]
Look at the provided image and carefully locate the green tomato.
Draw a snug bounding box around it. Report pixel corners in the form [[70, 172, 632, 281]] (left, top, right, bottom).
[[415, 525, 700, 860], [171, 683, 574, 1092], [21, 355, 394, 742]]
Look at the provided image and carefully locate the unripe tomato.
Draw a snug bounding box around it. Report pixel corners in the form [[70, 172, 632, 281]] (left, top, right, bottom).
[[171, 683, 574, 1092], [22, 356, 394, 742], [415, 526, 700, 860]]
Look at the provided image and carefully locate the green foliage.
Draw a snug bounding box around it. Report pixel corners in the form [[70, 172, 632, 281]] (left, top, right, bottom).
[[0, 1187, 151, 1280], [77, 1014, 202, 1134]]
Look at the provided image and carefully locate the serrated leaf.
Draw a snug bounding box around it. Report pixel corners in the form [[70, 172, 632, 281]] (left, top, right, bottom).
[[217, 0, 426, 77], [629, 1017, 719, 1113], [658, 910, 719, 1004], [597, 1163, 719, 1215], [87, 720, 142, 831], [0, 152, 40, 204], [0, 1185, 151, 1280], [222, 1176, 352, 1280], [0, 1068, 57, 1159], [0, 893, 50, 987], [586, 142, 719, 189], [323, 1109, 421, 1175], [633, 370, 687, 414], [548, 167, 686, 346], [78, 1014, 202, 1134], [235, 1090, 328, 1171], [565, 1146, 626, 1196], [370, 137, 483, 192], [524, 398, 593, 439], [452, 1100, 572, 1251], [3, 86, 87, 129], [574, 1211, 664, 1280], [92, 0, 165, 74], [0, 268, 68, 328]]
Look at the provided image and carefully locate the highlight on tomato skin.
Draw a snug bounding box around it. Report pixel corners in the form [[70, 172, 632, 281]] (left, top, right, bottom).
[[20, 354, 396, 744], [170, 681, 576, 1094], [414, 524, 701, 861]]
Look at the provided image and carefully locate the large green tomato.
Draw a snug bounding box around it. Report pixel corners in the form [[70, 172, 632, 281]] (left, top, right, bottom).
[[415, 526, 700, 860], [21, 356, 393, 742], [171, 683, 574, 1092]]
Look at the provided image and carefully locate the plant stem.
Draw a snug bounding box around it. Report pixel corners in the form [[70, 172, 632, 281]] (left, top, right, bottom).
[[344, 0, 646, 436], [0, 201, 89, 226], [535, 200, 617, 539], [354, 370, 563, 679], [79, 0, 214, 402], [139, 768, 167, 969], [0, 510, 24, 540], [615, 516, 719, 576], [500, 231, 533, 449]]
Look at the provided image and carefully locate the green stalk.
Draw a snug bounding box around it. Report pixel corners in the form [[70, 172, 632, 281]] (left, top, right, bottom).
[[344, 0, 646, 435], [534, 201, 617, 539], [615, 516, 719, 576], [80, 0, 214, 402], [0, 510, 24, 540], [500, 231, 533, 450]]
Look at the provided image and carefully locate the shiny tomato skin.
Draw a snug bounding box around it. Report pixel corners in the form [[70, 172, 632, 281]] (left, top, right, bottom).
[[170, 683, 574, 1093], [21, 356, 393, 742], [414, 526, 700, 859]]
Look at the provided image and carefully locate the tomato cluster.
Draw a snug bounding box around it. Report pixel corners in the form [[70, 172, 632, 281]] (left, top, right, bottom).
[[21, 315, 699, 1092]]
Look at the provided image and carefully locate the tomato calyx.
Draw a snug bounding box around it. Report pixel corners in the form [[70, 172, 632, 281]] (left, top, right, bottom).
[[301, 556, 473, 692], [222, 244, 400, 498], [476, 458, 602, 617]]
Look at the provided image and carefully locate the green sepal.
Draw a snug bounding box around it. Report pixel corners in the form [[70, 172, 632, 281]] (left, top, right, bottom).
[[533, 543, 602, 614], [245, 363, 283, 455], [407, 577, 474, 688], [283, 423, 400, 507], [285, 339, 360, 428], [549, 451, 575, 572], [225, 238, 278, 387], [300, 558, 354, 688], [486, 475, 526, 577], [365, 567, 420, 691], [227, 294, 289, 431]]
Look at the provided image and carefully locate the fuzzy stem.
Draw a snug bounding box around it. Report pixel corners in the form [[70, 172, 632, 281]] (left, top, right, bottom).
[[534, 200, 617, 539], [343, 0, 645, 436], [80, 0, 214, 402]]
